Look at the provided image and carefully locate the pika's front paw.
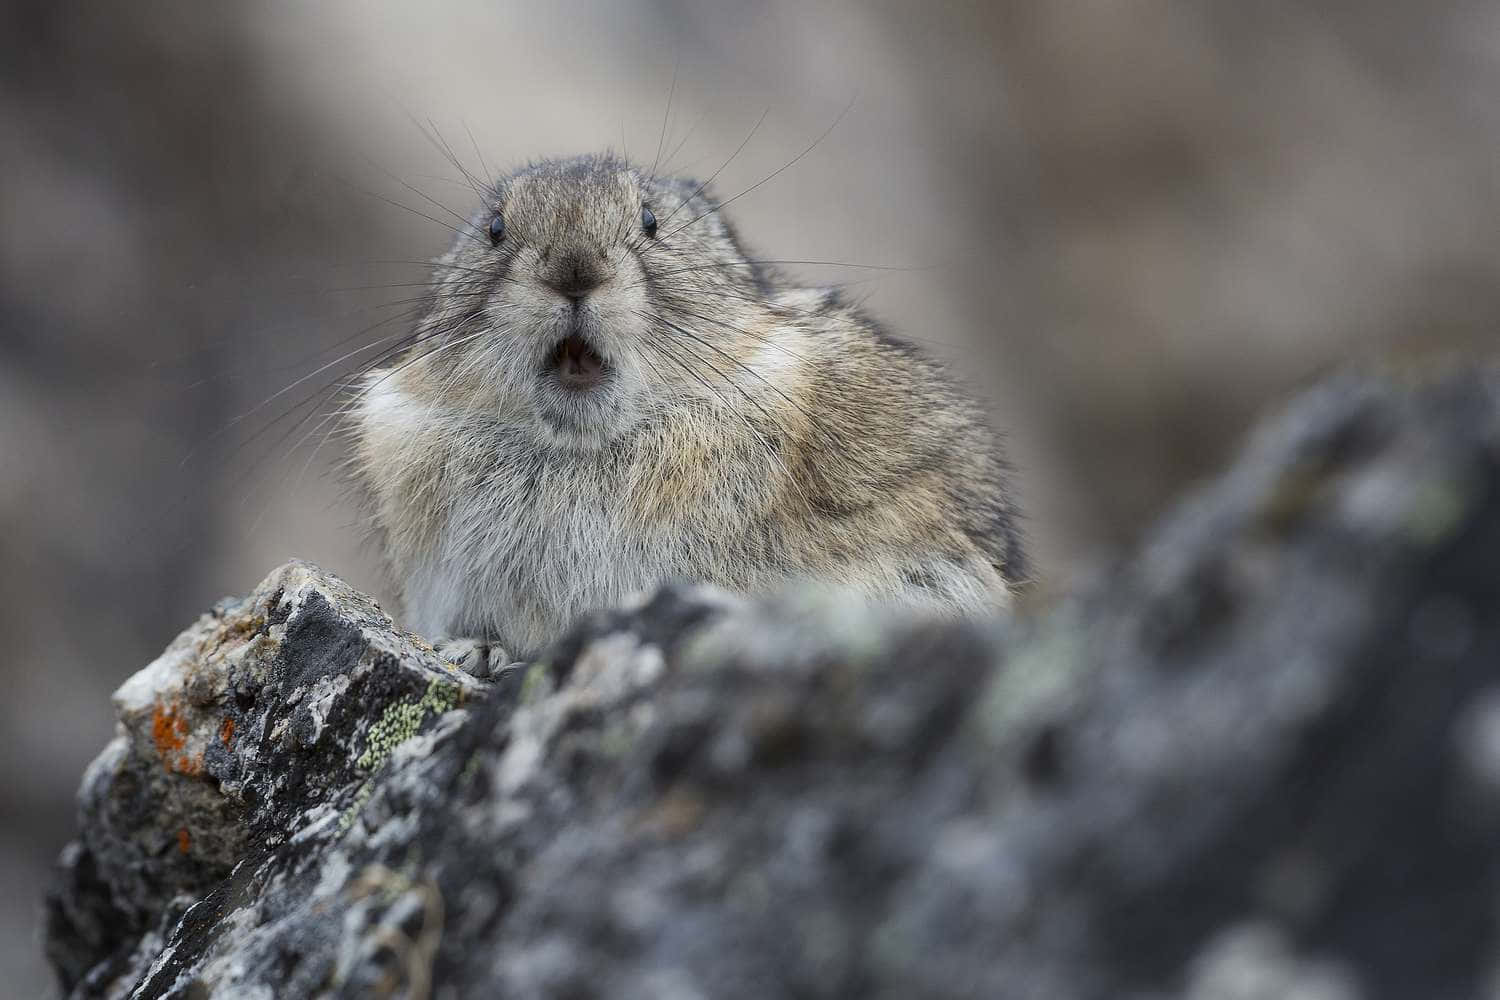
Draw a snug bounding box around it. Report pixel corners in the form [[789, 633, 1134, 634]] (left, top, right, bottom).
[[434, 637, 514, 680]]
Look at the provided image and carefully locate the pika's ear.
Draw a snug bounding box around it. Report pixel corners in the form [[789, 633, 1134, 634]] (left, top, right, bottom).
[[669, 175, 710, 204]]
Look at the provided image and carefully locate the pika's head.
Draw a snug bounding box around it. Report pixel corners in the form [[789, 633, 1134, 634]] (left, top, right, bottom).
[[405, 154, 767, 450]]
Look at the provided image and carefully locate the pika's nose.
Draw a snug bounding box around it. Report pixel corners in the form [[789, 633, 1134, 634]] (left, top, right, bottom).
[[542, 249, 605, 302]]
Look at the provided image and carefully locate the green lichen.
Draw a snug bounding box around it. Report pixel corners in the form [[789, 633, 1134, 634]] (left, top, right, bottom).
[[337, 779, 375, 836], [337, 676, 461, 837], [1404, 476, 1473, 546], [519, 663, 554, 706], [599, 719, 637, 759], [974, 626, 1087, 748], [355, 677, 461, 771]]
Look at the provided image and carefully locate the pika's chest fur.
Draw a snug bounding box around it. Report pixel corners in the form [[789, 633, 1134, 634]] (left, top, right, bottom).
[[356, 384, 785, 656]]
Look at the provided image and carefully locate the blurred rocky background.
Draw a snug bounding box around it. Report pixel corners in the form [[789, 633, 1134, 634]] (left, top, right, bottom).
[[3, 1, 1499, 993]]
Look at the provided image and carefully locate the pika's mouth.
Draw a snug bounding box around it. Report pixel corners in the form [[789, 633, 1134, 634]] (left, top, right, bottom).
[[546, 333, 608, 391]]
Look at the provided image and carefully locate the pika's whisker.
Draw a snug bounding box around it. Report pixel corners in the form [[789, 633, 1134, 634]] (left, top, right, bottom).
[[219, 299, 524, 495], [651, 96, 855, 246], [291, 319, 495, 491], [636, 337, 791, 483], [462, 120, 494, 193], [634, 260, 917, 287], [180, 309, 427, 469], [645, 54, 681, 187], [415, 114, 496, 204], [344, 180, 490, 249], [360, 154, 481, 234], [653, 107, 768, 233], [660, 109, 710, 176]]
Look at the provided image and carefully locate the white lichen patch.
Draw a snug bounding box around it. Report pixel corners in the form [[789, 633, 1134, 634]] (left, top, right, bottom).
[[290, 802, 343, 845], [572, 632, 665, 698], [300, 672, 352, 747], [974, 625, 1087, 749]]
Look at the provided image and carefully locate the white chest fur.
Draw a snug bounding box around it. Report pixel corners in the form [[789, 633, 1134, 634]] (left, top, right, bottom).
[[357, 382, 766, 656]]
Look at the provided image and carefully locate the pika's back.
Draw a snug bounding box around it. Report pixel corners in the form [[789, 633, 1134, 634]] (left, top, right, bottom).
[[350, 153, 1025, 657]]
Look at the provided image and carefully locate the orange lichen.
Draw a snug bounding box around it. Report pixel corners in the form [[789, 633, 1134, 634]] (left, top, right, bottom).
[[152, 702, 188, 759], [177, 828, 191, 854], [150, 700, 205, 775], [219, 717, 235, 746]]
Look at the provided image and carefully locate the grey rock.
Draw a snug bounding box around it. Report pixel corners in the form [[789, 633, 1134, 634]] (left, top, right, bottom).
[[45, 368, 1500, 999]]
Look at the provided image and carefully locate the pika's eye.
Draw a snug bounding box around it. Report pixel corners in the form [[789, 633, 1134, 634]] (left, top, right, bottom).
[[641, 205, 658, 239], [487, 212, 505, 246]]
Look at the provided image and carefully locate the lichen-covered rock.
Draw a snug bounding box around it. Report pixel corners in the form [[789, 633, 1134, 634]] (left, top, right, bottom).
[[44, 563, 487, 996], [45, 368, 1500, 999]]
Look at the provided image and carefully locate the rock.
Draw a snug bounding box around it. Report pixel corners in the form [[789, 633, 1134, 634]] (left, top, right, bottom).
[[44, 368, 1500, 999]]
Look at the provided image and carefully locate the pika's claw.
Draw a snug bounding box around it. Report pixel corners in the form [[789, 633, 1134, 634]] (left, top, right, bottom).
[[435, 637, 510, 680]]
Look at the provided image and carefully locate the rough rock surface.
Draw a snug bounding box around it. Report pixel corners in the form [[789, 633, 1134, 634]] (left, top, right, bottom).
[[45, 368, 1500, 999]]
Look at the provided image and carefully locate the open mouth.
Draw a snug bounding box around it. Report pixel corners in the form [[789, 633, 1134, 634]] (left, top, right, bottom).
[[546, 333, 608, 391]]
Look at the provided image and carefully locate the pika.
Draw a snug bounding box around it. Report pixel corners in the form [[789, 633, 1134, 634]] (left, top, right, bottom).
[[351, 154, 1026, 670]]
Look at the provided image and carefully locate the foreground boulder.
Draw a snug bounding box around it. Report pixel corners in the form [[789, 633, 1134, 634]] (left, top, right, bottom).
[[46, 368, 1500, 999]]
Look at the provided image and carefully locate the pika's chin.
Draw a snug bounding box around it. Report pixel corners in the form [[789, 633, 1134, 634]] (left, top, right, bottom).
[[530, 373, 638, 451]]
